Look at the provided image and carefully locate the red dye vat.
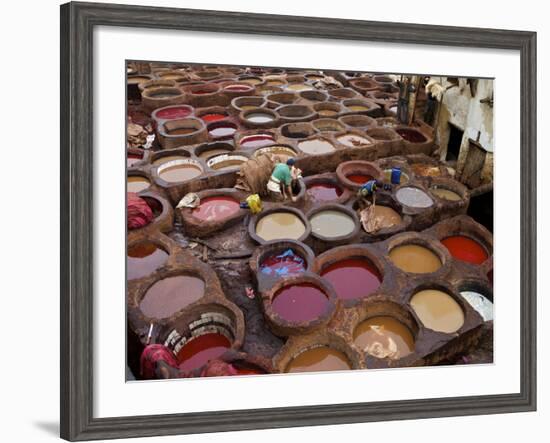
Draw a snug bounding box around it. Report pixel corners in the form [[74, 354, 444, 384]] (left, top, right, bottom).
[[240, 134, 275, 149], [271, 284, 329, 323], [155, 106, 192, 120], [233, 362, 266, 376], [127, 242, 169, 280], [307, 183, 343, 201], [396, 128, 427, 143], [260, 249, 306, 278], [346, 174, 374, 184], [127, 154, 143, 167], [321, 258, 382, 300], [192, 88, 214, 95], [192, 196, 240, 221], [176, 333, 231, 372], [441, 235, 489, 265], [201, 113, 227, 123]]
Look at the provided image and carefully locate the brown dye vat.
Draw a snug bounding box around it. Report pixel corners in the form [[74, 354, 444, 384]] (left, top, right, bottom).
[[198, 148, 231, 159], [127, 176, 150, 193], [286, 83, 313, 92], [411, 163, 442, 177], [410, 289, 464, 333], [431, 187, 462, 201], [168, 127, 196, 135], [310, 210, 356, 239], [313, 102, 343, 118], [353, 316, 415, 359], [298, 138, 335, 155], [127, 76, 150, 85], [280, 122, 315, 139], [253, 145, 297, 161], [139, 275, 205, 319], [208, 154, 248, 171], [159, 163, 202, 183], [127, 242, 169, 280], [371, 206, 402, 229], [337, 133, 372, 148], [339, 114, 375, 129], [312, 119, 345, 133], [256, 212, 306, 241], [285, 346, 351, 373], [389, 244, 442, 274]]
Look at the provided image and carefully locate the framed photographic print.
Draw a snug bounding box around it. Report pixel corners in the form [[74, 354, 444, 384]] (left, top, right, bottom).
[[60, 1, 537, 441]]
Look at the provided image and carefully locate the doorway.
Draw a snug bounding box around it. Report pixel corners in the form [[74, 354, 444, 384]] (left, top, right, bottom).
[[446, 124, 464, 162]]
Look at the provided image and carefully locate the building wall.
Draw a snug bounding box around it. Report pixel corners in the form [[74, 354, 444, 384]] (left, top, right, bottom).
[[434, 77, 494, 184]]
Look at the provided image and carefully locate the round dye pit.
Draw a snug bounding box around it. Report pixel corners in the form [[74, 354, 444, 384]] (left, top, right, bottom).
[[245, 112, 275, 124], [154, 105, 193, 120], [272, 284, 329, 323], [176, 333, 231, 372], [240, 134, 275, 149], [286, 83, 313, 91], [346, 174, 373, 185], [197, 147, 231, 159], [298, 139, 335, 155], [431, 187, 461, 201], [370, 206, 402, 229], [127, 76, 150, 85], [396, 187, 433, 209], [208, 123, 237, 139], [347, 105, 370, 112], [152, 155, 188, 167], [307, 183, 343, 202], [253, 145, 297, 160], [285, 346, 351, 373], [127, 176, 150, 193], [460, 291, 493, 321], [192, 196, 240, 222], [396, 128, 427, 143], [139, 275, 205, 319], [127, 242, 169, 280], [158, 162, 202, 183], [224, 84, 253, 92], [410, 289, 464, 333], [411, 163, 441, 177], [353, 316, 415, 359], [310, 210, 356, 239], [200, 113, 227, 123], [321, 258, 381, 300], [441, 235, 488, 265], [337, 134, 372, 148], [255, 212, 306, 241], [389, 244, 442, 274], [127, 153, 144, 168], [260, 249, 306, 278], [207, 154, 247, 171], [147, 89, 182, 99]]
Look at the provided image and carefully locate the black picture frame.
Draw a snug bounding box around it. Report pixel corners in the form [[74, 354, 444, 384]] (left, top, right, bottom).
[[60, 2, 537, 441]]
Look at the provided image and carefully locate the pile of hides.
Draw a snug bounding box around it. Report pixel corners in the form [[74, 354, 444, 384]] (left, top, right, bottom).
[[235, 153, 278, 196], [127, 192, 154, 229], [127, 121, 149, 149], [359, 203, 382, 234]]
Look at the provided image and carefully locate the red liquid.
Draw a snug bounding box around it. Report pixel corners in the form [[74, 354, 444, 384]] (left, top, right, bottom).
[[192, 89, 214, 95], [347, 174, 373, 184], [260, 250, 306, 278], [201, 113, 227, 123], [127, 154, 143, 167], [307, 183, 343, 201], [488, 269, 493, 286], [321, 258, 382, 300], [271, 284, 329, 323], [240, 134, 275, 149], [155, 106, 192, 120], [441, 235, 489, 265], [233, 362, 266, 375], [127, 242, 169, 280], [176, 333, 231, 372], [192, 196, 240, 221], [396, 128, 427, 143]]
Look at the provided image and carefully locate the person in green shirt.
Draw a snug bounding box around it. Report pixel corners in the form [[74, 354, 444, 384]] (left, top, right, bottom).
[[267, 158, 297, 202]]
